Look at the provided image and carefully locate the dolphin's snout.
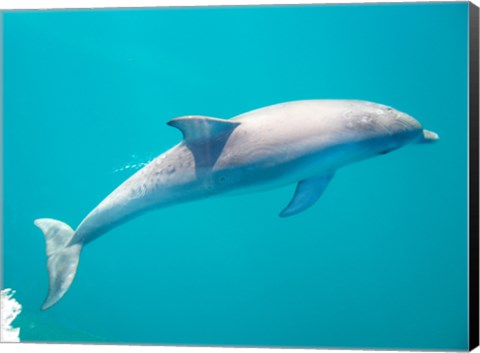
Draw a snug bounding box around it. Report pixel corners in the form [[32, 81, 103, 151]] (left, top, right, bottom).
[[416, 129, 440, 144]]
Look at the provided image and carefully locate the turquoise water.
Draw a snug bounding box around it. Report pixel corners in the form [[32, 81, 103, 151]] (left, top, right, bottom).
[[2, 3, 469, 350]]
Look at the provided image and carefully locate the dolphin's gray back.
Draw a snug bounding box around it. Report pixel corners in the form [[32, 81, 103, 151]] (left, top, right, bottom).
[[217, 100, 382, 174]]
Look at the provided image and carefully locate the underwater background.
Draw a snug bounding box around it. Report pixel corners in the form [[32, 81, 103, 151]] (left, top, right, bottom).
[[2, 2, 469, 350]]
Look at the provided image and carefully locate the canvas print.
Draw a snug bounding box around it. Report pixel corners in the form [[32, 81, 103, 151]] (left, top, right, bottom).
[[1, 1, 478, 350]]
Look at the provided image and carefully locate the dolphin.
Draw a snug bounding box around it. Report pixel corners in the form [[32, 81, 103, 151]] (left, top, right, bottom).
[[34, 100, 438, 310]]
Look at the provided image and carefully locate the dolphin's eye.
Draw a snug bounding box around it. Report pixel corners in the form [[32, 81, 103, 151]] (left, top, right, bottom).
[[219, 176, 226, 182]]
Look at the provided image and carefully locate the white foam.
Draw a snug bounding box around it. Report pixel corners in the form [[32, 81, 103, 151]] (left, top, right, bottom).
[[1, 289, 22, 342]]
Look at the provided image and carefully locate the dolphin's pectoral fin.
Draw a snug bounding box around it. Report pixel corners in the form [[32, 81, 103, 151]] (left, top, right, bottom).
[[279, 173, 334, 218], [168, 116, 241, 171]]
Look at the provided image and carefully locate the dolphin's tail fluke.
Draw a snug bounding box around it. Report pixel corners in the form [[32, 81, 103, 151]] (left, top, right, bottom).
[[34, 218, 82, 310]]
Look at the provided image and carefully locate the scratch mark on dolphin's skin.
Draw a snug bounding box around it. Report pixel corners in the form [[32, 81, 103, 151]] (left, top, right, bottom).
[[130, 184, 147, 200]]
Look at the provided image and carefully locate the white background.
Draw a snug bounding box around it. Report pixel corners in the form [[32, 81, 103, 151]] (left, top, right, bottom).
[[0, 0, 479, 353]]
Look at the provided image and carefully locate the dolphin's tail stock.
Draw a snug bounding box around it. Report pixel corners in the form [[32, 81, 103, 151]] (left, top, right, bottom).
[[34, 218, 82, 310]]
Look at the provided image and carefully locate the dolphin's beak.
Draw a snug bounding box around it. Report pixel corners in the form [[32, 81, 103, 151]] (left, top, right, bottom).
[[417, 129, 440, 144]]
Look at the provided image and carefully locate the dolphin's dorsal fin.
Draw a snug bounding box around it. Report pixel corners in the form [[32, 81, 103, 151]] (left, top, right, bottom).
[[167, 116, 241, 172], [167, 116, 240, 143], [280, 173, 334, 217]]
